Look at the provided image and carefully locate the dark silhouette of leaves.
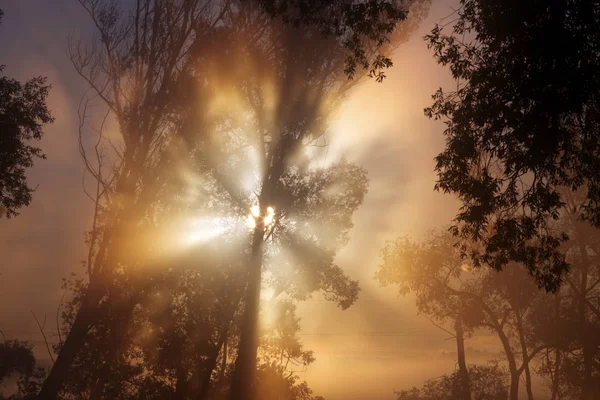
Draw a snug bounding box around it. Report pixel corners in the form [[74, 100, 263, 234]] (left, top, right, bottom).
[[425, 0, 600, 292]]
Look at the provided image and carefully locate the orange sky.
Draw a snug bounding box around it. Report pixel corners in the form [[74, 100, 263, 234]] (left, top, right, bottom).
[[0, 2, 505, 399]]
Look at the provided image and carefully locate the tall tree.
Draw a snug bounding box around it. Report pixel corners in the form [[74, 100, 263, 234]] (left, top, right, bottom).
[[376, 232, 475, 400], [0, 9, 54, 218], [38, 0, 426, 397], [214, 2, 431, 397], [531, 190, 600, 400], [424, 0, 600, 292], [37, 1, 232, 397], [377, 232, 547, 400]]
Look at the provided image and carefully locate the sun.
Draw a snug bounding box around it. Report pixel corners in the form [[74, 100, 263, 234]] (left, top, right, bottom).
[[246, 205, 276, 230]]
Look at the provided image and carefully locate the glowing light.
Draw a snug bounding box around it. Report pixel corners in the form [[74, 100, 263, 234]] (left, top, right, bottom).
[[460, 264, 471, 272], [246, 205, 276, 231], [260, 286, 277, 327], [263, 206, 275, 226], [260, 287, 275, 301], [184, 217, 229, 245]]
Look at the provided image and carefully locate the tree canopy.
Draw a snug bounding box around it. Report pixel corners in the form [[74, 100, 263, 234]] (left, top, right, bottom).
[[0, 9, 53, 218], [425, 0, 600, 291]]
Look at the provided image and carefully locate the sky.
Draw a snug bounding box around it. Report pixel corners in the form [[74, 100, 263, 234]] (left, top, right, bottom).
[[0, 1, 503, 399]]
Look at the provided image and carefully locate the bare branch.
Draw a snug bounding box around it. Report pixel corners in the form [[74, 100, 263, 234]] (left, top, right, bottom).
[[31, 311, 56, 364]]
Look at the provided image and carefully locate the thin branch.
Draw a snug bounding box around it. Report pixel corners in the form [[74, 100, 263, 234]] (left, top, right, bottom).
[[421, 314, 456, 339], [56, 291, 66, 345], [31, 311, 56, 364]]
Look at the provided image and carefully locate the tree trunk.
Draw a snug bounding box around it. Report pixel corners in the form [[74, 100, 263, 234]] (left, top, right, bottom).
[[496, 328, 520, 400], [581, 331, 594, 400], [550, 293, 562, 400], [175, 360, 189, 400], [550, 349, 561, 400], [576, 231, 594, 400], [36, 282, 104, 399], [37, 191, 133, 399], [509, 372, 520, 400], [454, 318, 471, 400], [197, 335, 228, 400], [228, 225, 265, 400], [515, 310, 534, 400], [89, 297, 137, 400]]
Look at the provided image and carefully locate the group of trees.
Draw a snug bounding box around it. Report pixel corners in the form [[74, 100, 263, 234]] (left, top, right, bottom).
[[379, 1, 600, 399], [1, 0, 425, 399], [1, 0, 599, 399], [378, 212, 600, 400]]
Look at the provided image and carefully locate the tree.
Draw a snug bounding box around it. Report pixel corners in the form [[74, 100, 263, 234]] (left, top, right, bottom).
[[0, 337, 45, 400], [0, 9, 54, 218], [51, 247, 332, 400], [424, 0, 600, 292], [37, 1, 234, 396], [530, 191, 600, 400], [0, 339, 35, 384], [38, 0, 426, 396], [215, 1, 432, 394], [377, 231, 547, 400], [376, 232, 475, 400], [253, 0, 420, 82], [394, 364, 508, 400]]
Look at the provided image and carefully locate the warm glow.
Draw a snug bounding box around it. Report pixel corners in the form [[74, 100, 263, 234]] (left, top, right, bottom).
[[246, 214, 257, 229], [259, 285, 278, 327], [260, 286, 275, 302], [264, 206, 275, 226], [184, 217, 229, 245], [246, 205, 276, 230]]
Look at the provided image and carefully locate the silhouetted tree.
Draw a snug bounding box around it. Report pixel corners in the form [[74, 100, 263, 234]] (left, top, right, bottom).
[[0, 339, 35, 384], [37, 1, 235, 397], [0, 9, 54, 218], [53, 252, 329, 400], [377, 232, 547, 400], [253, 0, 419, 82], [38, 0, 427, 396], [424, 0, 600, 292], [530, 190, 600, 400], [376, 232, 474, 400], [395, 364, 508, 400], [182, 3, 427, 398], [0, 337, 45, 400]]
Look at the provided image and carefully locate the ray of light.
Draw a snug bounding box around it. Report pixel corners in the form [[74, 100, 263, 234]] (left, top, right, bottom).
[[183, 216, 231, 246]]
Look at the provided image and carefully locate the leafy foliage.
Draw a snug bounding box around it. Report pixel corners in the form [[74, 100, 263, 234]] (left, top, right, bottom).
[[0, 340, 36, 382], [254, 0, 412, 81], [0, 339, 45, 400], [52, 259, 326, 399], [395, 364, 508, 400], [0, 62, 53, 217], [377, 230, 548, 399], [425, 0, 600, 292]]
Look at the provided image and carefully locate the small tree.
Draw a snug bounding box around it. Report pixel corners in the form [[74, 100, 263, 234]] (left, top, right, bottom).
[[0, 9, 54, 218], [395, 364, 508, 400], [377, 231, 547, 400]]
